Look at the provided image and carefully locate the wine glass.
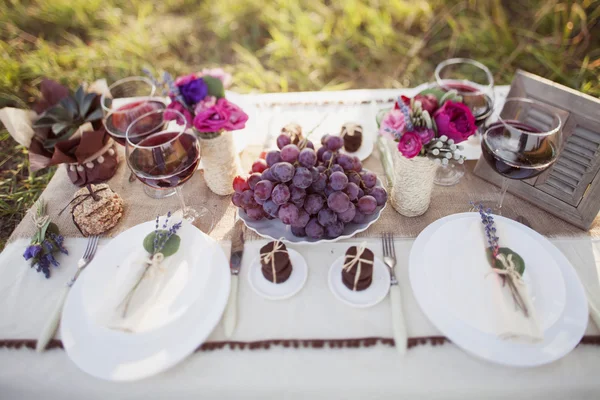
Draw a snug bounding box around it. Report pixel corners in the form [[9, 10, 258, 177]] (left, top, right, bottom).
[[126, 108, 214, 233], [480, 97, 562, 217], [433, 58, 495, 186], [101, 77, 171, 198]]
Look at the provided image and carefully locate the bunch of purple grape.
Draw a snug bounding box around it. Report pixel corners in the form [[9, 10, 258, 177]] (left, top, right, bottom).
[[232, 130, 387, 239]]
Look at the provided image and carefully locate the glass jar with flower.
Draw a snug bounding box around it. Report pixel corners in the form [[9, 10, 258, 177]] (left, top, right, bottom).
[[163, 69, 248, 196], [376, 92, 477, 216]]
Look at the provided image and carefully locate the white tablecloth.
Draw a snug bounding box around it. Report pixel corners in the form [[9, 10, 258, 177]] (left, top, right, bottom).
[[2, 88, 600, 399]]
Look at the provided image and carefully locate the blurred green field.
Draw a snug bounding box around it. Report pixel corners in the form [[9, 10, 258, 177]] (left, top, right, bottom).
[[0, 0, 599, 249]]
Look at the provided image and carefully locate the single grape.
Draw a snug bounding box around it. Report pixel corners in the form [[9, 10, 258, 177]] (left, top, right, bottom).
[[309, 166, 319, 182], [271, 183, 291, 205], [298, 148, 317, 168], [352, 210, 367, 224], [241, 190, 257, 208], [321, 134, 330, 145], [261, 168, 275, 181], [304, 194, 325, 215], [291, 226, 306, 237], [336, 154, 354, 171], [278, 203, 299, 225], [292, 208, 310, 228], [330, 164, 344, 174], [281, 144, 300, 163], [329, 171, 348, 191], [361, 171, 377, 188], [271, 162, 294, 182], [352, 157, 362, 172], [317, 165, 326, 173], [337, 202, 356, 223], [318, 208, 337, 227], [368, 186, 388, 206], [305, 140, 315, 150], [326, 220, 344, 238], [316, 146, 327, 162], [311, 173, 327, 192], [252, 159, 268, 173], [254, 180, 274, 201], [248, 173, 262, 190], [357, 195, 377, 215], [277, 133, 291, 150], [292, 166, 313, 189], [305, 218, 325, 239], [232, 192, 242, 207], [263, 200, 279, 217], [344, 182, 360, 201], [265, 150, 282, 166], [325, 135, 344, 151], [233, 176, 250, 193], [290, 185, 306, 202], [347, 171, 361, 186], [327, 191, 350, 213], [322, 150, 333, 162], [246, 207, 265, 221]]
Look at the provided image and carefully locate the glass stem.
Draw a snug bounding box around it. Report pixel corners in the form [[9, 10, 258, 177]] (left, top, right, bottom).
[[176, 186, 189, 219], [496, 178, 510, 212]]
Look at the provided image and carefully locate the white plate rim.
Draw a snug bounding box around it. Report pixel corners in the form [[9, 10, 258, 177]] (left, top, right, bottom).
[[61, 220, 231, 381], [409, 212, 589, 367]]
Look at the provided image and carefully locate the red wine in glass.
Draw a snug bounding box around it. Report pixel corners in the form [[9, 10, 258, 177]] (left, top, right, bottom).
[[105, 100, 166, 145], [441, 82, 493, 127], [129, 131, 200, 189], [481, 121, 557, 180]]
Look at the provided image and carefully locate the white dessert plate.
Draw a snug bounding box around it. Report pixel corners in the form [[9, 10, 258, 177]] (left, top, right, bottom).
[[410, 212, 588, 367], [248, 248, 308, 300], [239, 176, 386, 245], [61, 220, 230, 381], [328, 255, 390, 308]]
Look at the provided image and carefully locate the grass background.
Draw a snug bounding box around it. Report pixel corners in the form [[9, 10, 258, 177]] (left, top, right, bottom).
[[0, 0, 599, 250]]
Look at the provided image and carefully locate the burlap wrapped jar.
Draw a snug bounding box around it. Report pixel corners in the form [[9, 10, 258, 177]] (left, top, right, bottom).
[[197, 130, 241, 196], [386, 138, 437, 217]]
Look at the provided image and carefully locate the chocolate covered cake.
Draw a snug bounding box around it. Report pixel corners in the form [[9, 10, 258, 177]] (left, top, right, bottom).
[[260, 240, 293, 284], [341, 245, 374, 291], [341, 123, 363, 153]]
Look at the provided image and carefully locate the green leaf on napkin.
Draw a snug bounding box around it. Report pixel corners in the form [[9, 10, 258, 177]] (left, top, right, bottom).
[[143, 230, 181, 257], [203, 76, 225, 98], [486, 247, 525, 276]]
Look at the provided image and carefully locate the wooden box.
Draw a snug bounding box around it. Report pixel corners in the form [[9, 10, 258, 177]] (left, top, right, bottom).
[[474, 70, 600, 229]]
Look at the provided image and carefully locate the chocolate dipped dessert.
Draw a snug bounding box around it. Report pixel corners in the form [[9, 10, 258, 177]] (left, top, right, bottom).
[[341, 123, 363, 153], [260, 240, 293, 284], [341, 245, 374, 291]]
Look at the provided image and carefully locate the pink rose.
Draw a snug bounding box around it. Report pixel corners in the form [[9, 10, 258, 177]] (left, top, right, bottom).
[[221, 99, 248, 131], [433, 101, 477, 144], [165, 101, 193, 126], [201, 68, 232, 89], [194, 95, 217, 114], [175, 73, 198, 87], [379, 109, 406, 141], [414, 94, 439, 114], [193, 98, 231, 132], [397, 131, 422, 158]]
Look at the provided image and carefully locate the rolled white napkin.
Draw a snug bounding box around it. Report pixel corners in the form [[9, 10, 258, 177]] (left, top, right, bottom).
[[94, 249, 189, 333]]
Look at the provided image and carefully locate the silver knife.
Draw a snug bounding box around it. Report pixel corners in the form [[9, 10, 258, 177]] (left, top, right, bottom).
[[223, 217, 245, 337]]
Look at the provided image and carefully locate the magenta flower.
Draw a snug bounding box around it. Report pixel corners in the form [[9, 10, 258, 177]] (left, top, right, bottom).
[[221, 99, 248, 131], [201, 68, 232, 89], [414, 94, 439, 114], [397, 131, 422, 158], [415, 127, 435, 145], [434, 101, 477, 144], [194, 95, 217, 115], [379, 109, 406, 141], [165, 101, 193, 126], [193, 98, 248, 132]]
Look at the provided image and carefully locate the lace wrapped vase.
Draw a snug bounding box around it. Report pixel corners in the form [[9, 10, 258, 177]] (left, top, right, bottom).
[[197, 130, 241, 196]]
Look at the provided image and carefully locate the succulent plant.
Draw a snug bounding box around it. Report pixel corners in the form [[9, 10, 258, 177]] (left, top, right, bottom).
[[33, 86, 103, 149]]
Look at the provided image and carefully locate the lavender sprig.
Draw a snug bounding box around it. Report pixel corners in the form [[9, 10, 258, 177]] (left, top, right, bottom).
[[396, 97, 414, 132]]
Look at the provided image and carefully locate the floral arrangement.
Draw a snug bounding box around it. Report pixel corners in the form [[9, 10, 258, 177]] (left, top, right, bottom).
[[474, 203, 528, 317], [145, 68, 248, 139], [377, 88, 478, 164], [0, 79, 118, 186], [23, 199, 68, 278]]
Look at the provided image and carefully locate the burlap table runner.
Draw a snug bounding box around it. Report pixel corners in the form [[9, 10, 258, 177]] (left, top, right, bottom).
[[8, 143, 600, 243]]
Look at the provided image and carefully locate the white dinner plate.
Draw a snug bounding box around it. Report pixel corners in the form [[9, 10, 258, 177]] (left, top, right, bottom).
[[61, 220, 230, 381], [409, 213, 588, 367], [328, 255, 390, 308], [248, 248, 308, 300], [239, 175, 386, 245]]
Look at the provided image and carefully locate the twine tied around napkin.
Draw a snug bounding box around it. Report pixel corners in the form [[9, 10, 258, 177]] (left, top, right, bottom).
[[488, 253, 529, 317], [261, 239, 286, 283], [342, 242, 374, 291]]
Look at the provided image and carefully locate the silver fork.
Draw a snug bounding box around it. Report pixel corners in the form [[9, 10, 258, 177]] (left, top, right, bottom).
[[36, 235, 99, 352], [382, 233, 407, 355]]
